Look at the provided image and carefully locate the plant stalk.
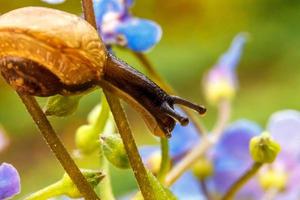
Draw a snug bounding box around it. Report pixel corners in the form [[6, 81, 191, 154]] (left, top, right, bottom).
[[18, 93, 100, 200], [24, 181, 64, 200], [221, 162, 263, 200], [81, 1, 155, 199], [104, 91, 155, 200], [157, 138, 170, 182]]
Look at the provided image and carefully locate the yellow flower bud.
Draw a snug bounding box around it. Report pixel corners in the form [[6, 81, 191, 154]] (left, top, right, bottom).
[[259, 168, 288, 191], [249, 132, 281, 163], [146, 151, 162, 174], [75, 124, 99, 155], [192, 157, 214, 180], [205, 78, 235, 105]]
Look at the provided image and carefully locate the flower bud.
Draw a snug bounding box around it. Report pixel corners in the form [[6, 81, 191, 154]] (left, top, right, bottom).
[[87, 104, 102, 125], [146, 151, 162, 174], [44, 95, 81, 117], [203, 33, 247, 105], [60, 170, 104, 198], [25, 170, 103, 200], [249, 132, 281, 163], [192, 157, 214, 180], [259, 168, 287, 191], [204, 76, 235, 104], [75, 125, 99, 155], [101, 134, 130, 169]]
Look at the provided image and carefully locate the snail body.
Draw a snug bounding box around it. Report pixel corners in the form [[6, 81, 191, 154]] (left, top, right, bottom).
[[0, 7, 205, 138]]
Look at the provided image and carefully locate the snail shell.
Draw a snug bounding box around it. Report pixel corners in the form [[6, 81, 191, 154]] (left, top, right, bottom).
[[0, 7, 206, 138], [0, 7, 106, 96]]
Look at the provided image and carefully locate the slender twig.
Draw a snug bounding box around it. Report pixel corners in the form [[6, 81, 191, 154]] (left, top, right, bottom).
[[104, 91, 155, 200], [164, 100, 231, 186], [96, 96, 115, 200], [200, 180, 211, 200], [157, 138, 170, 182], [24, 181, 64, 200], [18, 93, 100, 200], [221, 162, 263, 200], [133, 52, 208, 135], [81, 1, 155, 199]]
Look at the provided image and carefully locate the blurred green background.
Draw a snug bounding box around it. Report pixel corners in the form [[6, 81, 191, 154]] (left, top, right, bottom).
[[1, 0, 300, 199]]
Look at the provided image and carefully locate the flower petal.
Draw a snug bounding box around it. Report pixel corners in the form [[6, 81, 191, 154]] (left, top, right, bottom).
[[169, 121, 200, 160], [94, 0, 124, 25], [115, 18, 162, 52], [267, 110, 300, 157], [214, 119, 262, 161], [217, 33, 248, 71], [171, 171, 206, 200], [0, 163, 20, 199], [211, 120, 261, 195]]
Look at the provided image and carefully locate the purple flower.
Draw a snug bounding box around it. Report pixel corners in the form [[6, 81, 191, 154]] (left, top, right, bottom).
[[264, 110, 300, 199], [93, 0, 162, 52], [209, 120, 263, 198], [140, 119, 263, 199], [204, 33, 247, 104], [211, 110, 300, 199], [0, 163, 21, 199]]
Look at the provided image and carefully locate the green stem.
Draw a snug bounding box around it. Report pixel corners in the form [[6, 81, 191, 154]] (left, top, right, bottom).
[[132, 52, 208, 135], [98, 157, 115, 200], [24, 181, 64, 200], [96, 95, 115, 200], [94, 95, 110, 132], [81, 1, 155, 199], [18, 93, 99, 200], [200, 180, 211, 200], [157, 138, 170, 182], [104, 91, 155, 200], [222, 162, 263, 200]]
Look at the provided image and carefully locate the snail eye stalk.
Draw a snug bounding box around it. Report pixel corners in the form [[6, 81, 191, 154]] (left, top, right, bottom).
[[161, 102, 189, 126], [161, 96, 206, 126], [171, 96, 207, 115]]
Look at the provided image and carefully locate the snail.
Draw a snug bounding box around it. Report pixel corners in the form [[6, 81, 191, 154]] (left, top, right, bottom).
[[0, 7, 206, 138]]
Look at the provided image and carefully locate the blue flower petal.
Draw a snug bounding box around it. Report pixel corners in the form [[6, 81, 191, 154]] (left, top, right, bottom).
[[214, 119, 261, 161], [0, 163, 20, 199], [267, 110, 300, 158], [94, 0, 124, 25], [171, 171, 206, 200], [124, 0, 134, 8], [115, 18, 162, 52], [169, 121, 200, 159], [211, 120, 261, 194], [217, 33, 248, 71]]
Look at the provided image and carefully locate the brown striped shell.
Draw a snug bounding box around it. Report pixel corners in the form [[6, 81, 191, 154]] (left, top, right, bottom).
[[0, 7, 107, 95]]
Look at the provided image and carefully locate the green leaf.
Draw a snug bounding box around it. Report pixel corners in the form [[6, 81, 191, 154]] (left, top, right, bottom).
[[44, 95, 82, 117]]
